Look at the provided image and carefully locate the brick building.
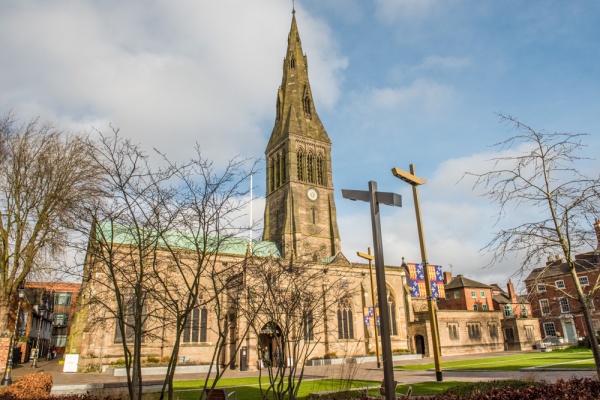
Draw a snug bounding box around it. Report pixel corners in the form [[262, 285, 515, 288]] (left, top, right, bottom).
[[525, 221, 600, 342]]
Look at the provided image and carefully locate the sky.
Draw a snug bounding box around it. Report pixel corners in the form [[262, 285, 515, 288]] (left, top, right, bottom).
[[1, 0, 599, 292]]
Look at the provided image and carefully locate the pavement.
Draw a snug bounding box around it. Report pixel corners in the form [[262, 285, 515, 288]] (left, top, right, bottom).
[[5, 350, 598, 395]]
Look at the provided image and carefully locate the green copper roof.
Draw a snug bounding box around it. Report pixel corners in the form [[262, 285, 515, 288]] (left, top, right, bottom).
[[94, 221, 281, 258]]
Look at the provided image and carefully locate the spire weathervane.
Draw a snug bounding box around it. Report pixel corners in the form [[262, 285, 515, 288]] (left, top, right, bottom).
[[292, 0, 295, 13]]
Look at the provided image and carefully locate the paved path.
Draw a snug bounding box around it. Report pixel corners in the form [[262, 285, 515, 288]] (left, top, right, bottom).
[[6, 350, 598, 394]]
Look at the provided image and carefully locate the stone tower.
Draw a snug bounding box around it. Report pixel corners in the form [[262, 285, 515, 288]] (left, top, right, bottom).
[[262, 11, 341, 260]]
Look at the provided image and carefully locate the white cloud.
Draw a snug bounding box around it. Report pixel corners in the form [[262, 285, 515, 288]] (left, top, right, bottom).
[[0, 0, 346, 165], [364, 79, 455, 113]]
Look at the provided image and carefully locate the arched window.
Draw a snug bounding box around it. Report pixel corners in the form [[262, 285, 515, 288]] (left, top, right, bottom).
[[303, 311, 314, 341], [297, 150, 304, 181], [269, 158, 275, 193], [387, 292, 398, 336], [307, 152, 314, 184], [316, 154, 324, 185], [183, 306, 208, 343], [290, 56, 296, 69], [311, 207, 316, 224], [337, 298, 354, 339], [275, 153, 281, 188], [281, 152, 287, 183]]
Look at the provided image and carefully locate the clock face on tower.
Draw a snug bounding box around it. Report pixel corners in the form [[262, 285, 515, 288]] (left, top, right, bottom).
[[307, 188, 318, 201]]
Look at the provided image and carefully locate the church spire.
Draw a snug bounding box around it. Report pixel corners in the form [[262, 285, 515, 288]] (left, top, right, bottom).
[[263, 11, 341, 260], [267, 11, 330, 150]]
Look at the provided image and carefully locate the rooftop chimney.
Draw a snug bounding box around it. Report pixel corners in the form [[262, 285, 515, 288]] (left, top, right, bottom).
[[443, 271, 452, 284], [507, 279, 517, 302]]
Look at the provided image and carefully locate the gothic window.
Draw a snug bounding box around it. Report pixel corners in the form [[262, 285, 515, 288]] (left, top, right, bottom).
[[290, 56, 296, 69], [489, 324, 498, 338], [297, 150, 304, 181], [303, 311, 314, 341], [311, 207, 316, 224], [269, 158, 275, 192], [337, 298, 354, 339], [281, 152, 287, 183], [114, 295, 146, 344], [307, 152, 314, 183], [316, 154, 324, 185], [303, 96, 311, 117], [387, 292, 398, 336], [276, 97, 281, 121], [467, 323, 481, 339], [448, 323, 459, 340], [275, 154, 281, 188], [183, 306, 208, 343]]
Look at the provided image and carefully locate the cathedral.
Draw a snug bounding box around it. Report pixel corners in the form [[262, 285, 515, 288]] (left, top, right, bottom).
[[67, 12, 411, 371]]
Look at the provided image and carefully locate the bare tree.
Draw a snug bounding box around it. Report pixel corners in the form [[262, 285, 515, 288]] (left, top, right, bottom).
[[79, 130, 178, 400], [466, 114, 600, 376], [151, 152, 259, 400], [0, 112, 100, 332], [244, 258, 348, 400]]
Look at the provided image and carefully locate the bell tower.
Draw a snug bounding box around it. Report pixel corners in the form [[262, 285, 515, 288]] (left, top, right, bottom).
[[262, 11, 341, 260]]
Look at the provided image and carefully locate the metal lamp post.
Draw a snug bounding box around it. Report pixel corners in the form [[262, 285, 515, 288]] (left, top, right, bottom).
[[2, 285, 26, 386], [392, 164, 443, 382], [342, 181, 401, 400], [357, 248, 381, 369], [31, 295, 47, 368]]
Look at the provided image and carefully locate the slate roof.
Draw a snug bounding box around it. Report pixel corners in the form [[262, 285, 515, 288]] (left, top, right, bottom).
[[445, 274, 491, 290], [524, 257, 599, 282]]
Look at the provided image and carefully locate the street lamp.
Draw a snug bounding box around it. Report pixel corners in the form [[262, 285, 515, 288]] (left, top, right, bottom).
[[31, 291, 48, 368], [342, 181, 401, 400], [357, 248, 381, 369], [2, 284, 26, 386], [392, 164, 443, 382]]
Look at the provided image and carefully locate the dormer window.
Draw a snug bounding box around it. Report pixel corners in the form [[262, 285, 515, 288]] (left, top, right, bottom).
[[303, 96, 311, 117]]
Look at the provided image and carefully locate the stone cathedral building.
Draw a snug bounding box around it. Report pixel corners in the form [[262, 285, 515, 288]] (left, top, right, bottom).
[[67, 12, 412, 370]]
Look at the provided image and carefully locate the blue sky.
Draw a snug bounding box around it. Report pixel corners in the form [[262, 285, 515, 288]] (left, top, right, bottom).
[[1, 0, 599, 291]]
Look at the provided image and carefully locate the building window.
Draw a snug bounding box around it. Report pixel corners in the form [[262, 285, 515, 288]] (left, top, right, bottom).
[[54, 293, 72, 306], [504, 305, 513, 317], [114, 296, 145, 344], [340, 278, 349, 290], [525, 325, 534, 340], [445, 293, 450, 300], [537, 284, 546, 292], [454, 291, 460, 299], [387, 293, 398, 336], [303, 96, 311, 116], [183, 306, 208, 343], [307, 152, 314, 184], [448, 323, 459, 340], [467, 323, 481, 339], [316, 155, 324, 185], [52, 314, 69, 327], [489, 324, 498, 338], [579, 276, 590, 287], [471, 290, 477, 298], [555, 280, 565, 289], [539, 299, 550, 315], [473, 304, 478, 311], [303, 311, 314, 341], [480, 290, 486, 298], [482, 304, 488, 311], [297, 150, 304, 181], [559, 298, 570, 313], [290, 56, 296, 69], [543, 322, 556, 337], [521, 305, 528, 317], [52, 335, 68, 347], [337, 298, 354, 340]]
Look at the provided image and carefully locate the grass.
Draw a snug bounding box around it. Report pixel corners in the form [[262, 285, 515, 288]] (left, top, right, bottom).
[[394, 348, 594, 371]]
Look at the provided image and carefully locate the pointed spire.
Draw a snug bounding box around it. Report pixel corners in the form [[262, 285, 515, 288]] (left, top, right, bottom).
[[266, 11, 331, 150]]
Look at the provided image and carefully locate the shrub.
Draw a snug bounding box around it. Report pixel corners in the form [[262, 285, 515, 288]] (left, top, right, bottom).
[[323, 352, 337, 360], [146, 356, 160, 363]]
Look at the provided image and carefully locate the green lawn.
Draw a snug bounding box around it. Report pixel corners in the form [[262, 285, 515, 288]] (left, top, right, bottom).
[[150, 378, 460, 400], [394, 349, 595, 371]]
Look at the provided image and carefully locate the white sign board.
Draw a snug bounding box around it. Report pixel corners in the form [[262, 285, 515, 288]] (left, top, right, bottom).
[[63, 354, 79, 373]]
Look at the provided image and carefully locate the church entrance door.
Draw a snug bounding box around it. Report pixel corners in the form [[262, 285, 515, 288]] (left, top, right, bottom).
[[415, 335, 425, 355], [259, 322, 283, 368]]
